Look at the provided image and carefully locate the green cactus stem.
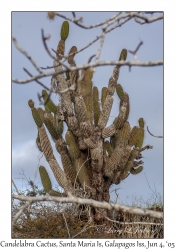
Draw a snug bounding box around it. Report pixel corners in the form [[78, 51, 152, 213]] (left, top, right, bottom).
[[119, 48, 127, 61], [38, 125, 54, 161], [60, 21, 69, 41], [36, 133, 43, 152], [48, 189, 64, 197], [130, 166, 143, 175], [37, 107, 45, 122], [98, 95, 113, 130], [39, 166, 52, 193], [61, 153, 77, 185], [93, 86, 101, 126], [104, 142, 124, 179], [65, 130, 80, 160], [54, 116, 64, 136], [74, 157, 92, 188], [128, 126, 139, 146], [44, 114, 59, 140], [116, 84, 125, 101], [135, 128, 144, 148], [31, 108, 43, 128], [28, 99, 34, 108], [68, 46, 77, 65], [101, 87, 108, 108], [117, 121, 131, 145], [139, 117, 145, 129], [42, 90, 57, 114]]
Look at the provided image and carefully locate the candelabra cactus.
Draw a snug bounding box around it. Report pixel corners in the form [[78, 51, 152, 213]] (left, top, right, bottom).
[[28, 21, 153, 223]]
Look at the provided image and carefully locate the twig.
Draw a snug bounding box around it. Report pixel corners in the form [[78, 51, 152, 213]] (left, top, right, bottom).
[[41, 29, 55, 59], [103, 215, 163, 226], [72, 12, 76, 18], [12, 179, 20, 195], [139, 144, 153, 153], [23, 68, 50, 91], [12, 35, 43, 74], [12, 194, 163, 219], [147, 126, 163, 138], [128, 41, 143, 55], [12, 201, 32, 228], [37, 76, 56, 105], [62, 213, 71, 238]]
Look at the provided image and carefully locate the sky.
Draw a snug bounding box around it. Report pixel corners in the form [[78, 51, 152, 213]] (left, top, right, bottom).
[[12, 12, 163, 207]]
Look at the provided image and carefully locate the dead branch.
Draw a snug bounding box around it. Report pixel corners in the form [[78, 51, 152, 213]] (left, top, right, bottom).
[[56, 12, 122, 29], [41, 29, 55, 59], [12, 35, 43, 74], [12, 194, 163, 219], [147, 126, 163, 138], [56, 12, 163, 29], [23, 68, 50, 91], [12, 201, 32, 228], [128, 41, 143, 55], [12, 59, 163, 84]]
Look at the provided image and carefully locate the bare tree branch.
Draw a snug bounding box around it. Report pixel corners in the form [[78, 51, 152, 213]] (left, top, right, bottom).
[[12, 201, 32, 228], [62, 213, 71, 238], [41, 29, 55, 59], [56, 12, 122, 29], [147, 126, 163, 138], [12, 60, 163, 84], [128, 41, 144, 55], [104, 215, 163, 226], [12, 194, 163, 219], [55, 12, 163, 29], [133, 13, 163, 24], [12, 35, 43, 74], [23, 68, 50, 91], [12, 179, 20, 196]]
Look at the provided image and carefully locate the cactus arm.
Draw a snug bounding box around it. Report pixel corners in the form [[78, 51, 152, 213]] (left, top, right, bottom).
[[38, 125, 72, 192], [61, 152, 77, 186], [38, 125, 54, 161], [135, 117, 145, 148], [48, 159, 72, 192], [97, 95, 113, 130], [104, 142, 124, 179], [43, 112, 59, 140], [102, 124, 116, 139], [74, 157, 92, 188], [113, 100, 128, 130], [65, 130, 80, 160], [67, 46, 79, 102], [93, 86, 101, 126], [39, 166, 52, 193], [130, 166, 143, 175], [42, 90, 57, 114], [60, 21, 69, 41], [104, 140, 113, 157], [39, 166, 67, 196], [101, 87, 109, 108], [28, 100, 43, 128]]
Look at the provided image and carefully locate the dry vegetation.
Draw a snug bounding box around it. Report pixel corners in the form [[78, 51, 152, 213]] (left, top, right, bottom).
[[12, 186, 163, 239]]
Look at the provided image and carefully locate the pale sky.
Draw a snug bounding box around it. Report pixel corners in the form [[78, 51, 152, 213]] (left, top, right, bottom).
[[12, 12, 163, 206]]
